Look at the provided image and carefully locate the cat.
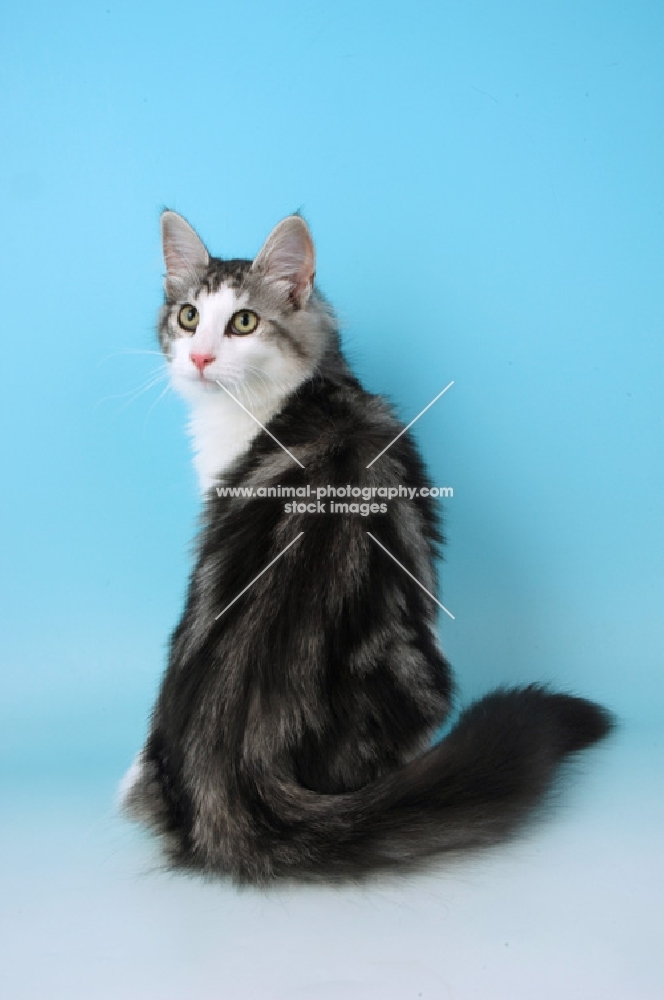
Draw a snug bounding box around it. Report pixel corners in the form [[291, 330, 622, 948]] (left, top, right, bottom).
[[119, 210, 613, 883]]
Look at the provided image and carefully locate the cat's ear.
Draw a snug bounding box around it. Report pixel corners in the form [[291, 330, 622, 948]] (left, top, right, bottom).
[[251, 216, 315, 309], [161, 210, 210, 297]]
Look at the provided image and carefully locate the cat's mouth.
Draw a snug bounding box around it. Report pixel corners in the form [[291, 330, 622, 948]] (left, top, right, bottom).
[[181, 369, 220, 388]]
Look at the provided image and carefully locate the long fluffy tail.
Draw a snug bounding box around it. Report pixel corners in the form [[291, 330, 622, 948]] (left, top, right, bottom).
[[244, 685, 614, 882]]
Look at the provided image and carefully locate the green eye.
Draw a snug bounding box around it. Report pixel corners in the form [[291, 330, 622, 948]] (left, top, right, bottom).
[[230, 310, 259, 336], [178, 304, 200, 333]]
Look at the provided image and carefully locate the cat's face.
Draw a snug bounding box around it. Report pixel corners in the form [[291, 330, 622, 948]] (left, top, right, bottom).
[[159, 212, 323, 407]]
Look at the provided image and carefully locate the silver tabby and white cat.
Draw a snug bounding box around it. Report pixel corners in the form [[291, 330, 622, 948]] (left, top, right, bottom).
[[120, 211, 613, 883]]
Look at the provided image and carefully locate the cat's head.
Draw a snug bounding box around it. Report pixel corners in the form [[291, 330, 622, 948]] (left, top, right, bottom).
[[158, 211, 330, 405]]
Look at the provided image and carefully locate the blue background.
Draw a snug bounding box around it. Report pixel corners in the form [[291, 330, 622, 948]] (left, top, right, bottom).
[[1, 2, 662, 997]]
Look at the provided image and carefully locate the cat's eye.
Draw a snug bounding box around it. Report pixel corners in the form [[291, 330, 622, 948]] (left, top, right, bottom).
[[229, 310, 259, 336], [178, 304, 200, 333]]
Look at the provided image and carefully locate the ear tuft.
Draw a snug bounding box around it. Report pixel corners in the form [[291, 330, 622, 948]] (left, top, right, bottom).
[[161, 211, 210, 296], [251, 216, 315, 309]]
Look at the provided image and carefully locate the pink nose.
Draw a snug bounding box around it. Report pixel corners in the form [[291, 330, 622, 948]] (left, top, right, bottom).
[[190, 352, 215, 372]]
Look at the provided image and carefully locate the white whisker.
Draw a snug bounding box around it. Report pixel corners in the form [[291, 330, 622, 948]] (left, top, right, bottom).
[[98, 348, 165, 367], [95, 366, 170, 414], [143, 382, 172, 432]]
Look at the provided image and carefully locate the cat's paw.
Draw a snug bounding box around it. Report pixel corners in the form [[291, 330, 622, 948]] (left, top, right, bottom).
[[116, 751, 145, 811]]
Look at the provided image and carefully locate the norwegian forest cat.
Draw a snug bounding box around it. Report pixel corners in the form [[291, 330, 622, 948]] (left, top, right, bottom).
[[120, 211, 613, 883]]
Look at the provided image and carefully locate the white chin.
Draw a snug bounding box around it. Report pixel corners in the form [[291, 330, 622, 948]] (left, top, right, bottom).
[[172, 373, 220, 400]]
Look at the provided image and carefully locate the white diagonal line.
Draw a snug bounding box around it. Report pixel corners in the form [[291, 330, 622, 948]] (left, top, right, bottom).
[[366, 381, 454, 468], [366, 532, 455, 619], [215, 380, 305, 468], [214, 532, 305, 620]]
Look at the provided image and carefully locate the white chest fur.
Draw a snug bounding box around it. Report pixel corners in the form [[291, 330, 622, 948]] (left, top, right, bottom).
[[188, 388, 282, 493]]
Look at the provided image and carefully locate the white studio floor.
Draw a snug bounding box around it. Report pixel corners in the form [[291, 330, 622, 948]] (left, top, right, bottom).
[[2, 723, 662, 1000]]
